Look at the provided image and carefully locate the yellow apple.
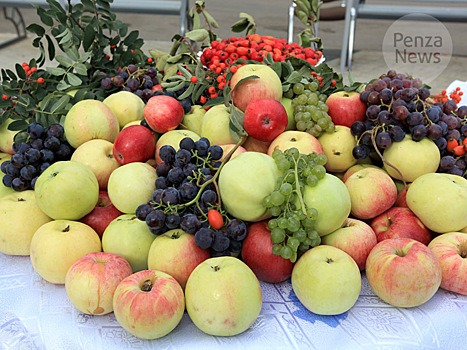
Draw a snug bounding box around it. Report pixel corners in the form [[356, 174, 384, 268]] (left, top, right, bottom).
[[103, 91, 145, 128], [280, 97, 296, 131], [0, 119, 17, 154], [181, 104, 206, 135], [318, 125, 357, 173], [267, 130, 323, 156], [199, 104, 237, 145]]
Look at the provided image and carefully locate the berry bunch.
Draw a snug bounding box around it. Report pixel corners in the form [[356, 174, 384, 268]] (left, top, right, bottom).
[[1, 123, 73, 191], [135, 137, 248, 257], [433, 87, 464, 105]]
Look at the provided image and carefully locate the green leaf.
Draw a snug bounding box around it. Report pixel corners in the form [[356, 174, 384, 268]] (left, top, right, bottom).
[[229, 106, 248, 139], [55, 55, 74, 68], [231, 18, 249, 33], [178, 84, 195, 100], [46, 67, 67, 76], [185, 29, 209, 42], [285, 71, 302, 84], [74, 63, 88, 76], [26, 23, 45, 37], [57, 80, 70, 91], [65, 47, 80, 61], [50, 95, 70, 113], [66, 73, 82, 86], [123, 30, 139, 46], [8, 119, 29, 132], [15, 64, 26, 80], [203, 11, 219, 29], [37, 7, 54, 26], [45, 34, 56, 60]]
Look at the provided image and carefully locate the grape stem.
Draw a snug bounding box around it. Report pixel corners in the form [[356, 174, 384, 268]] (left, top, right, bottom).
[[292, 156, 308, 216]]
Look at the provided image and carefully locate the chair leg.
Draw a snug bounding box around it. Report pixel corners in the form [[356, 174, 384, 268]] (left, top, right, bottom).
[[0, 6, 27, 49], [287, 2, 296, 44], [340, 0, 353, 73], [347, 3, 357, 69]]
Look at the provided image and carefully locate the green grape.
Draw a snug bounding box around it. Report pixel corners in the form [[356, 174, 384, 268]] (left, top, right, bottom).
[[287, 148, 300, 160], [290, 251, 298, 263], [313, 124, 323, 134], [280, 182, 293, 196], [302, 217, 315, 229], [287, 217, 300, 232], [271, 227, 286, 243], [271, 149, 283, 160], [277, 158, 291, 172], [309, 128, 321, 138], [262, 195, 272, 208], [307, 93, 319, 106], [317, 117, 329, 129], [310, 110, 321, 122], [297, 94, 308, 105], [284, 88, 294, 99], [281, 245, 293, 260], [316, 153, 327, 166], [293, 229, 307, 243], [268, 218, 278, 229], [277, 217, 289, 229], [318, 101, 328, 112], [306, 207, 318, 220], [301, 111, 311, 122], [312, 164, 326, 179], [298, 243, 310, 253], [287, 237, 300, 250], [272, 244, 283, 256], [326, 123, 336, 133], [270, 206, 282, 216], [307, 229, 320, 240], [308, 81, 319, 92], [303, 237, 313, 246], [296, 121, 307, 131], [284, 172, 295, 183], [270, 190, 285, 206], [293, 82, 304, 95], [319, 93, 327, 102], [309, 236, 321, 247], [306, 174, 319, 186]]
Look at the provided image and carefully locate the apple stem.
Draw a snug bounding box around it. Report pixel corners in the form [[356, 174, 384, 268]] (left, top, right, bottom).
[[141, 279, 153, 292], [63, 225, 70, 232], [211, 265, 220, 272], [459, 240, 467, 258], [326, 258, 334, 263]]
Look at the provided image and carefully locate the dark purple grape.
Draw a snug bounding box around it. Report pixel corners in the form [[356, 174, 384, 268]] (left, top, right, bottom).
[[444, 114, 460, 130], [55, 143, 72, 160], [134, 89, 144, 99], [112, 75, 125, 87], [438, 121, 448, 136], [174, 149, 191, 168], [11, 153, 25, 167], [407, 112, 423, 127], [39, 162, 50, 174], [440, 156, 455, 171], [145, 209, 166, 230], [447, 166, 463, 176], [126, 78, 139, 91], [457, 106, 467, 118], [30, 138, 43, 150], [165, 213, 181, 229], [208, 145, 223, 161], [212, 231, 230, 252], [5, 163, 19, 177], [194, 227, 214, 249], [201, 189, 217, 206], [180, 213, 201, 234], [2, 174, 13, 187], [20, 165, 37, 181], [156, 162, 171, 177], [461, 124, 467, 137], [46, 123, 65, 139], [43, 137, 60, 152], [367, 91, 381, 105], [375, 131, 392, 149], [179, 182, 198, 202], [366, 105, 380, 120], [136, 203, 153, 221], [183, 163, 197, 177], [158, 145, 176, 164], [350, 121, 366, 137], [446, 129, 460, 142], [410, 125, 427, 141], [11, 177, 28, 191], [389, 125, 406, 142], [390, 79, 403, 91], [167, 167, 185, 186], [180, 98, 192, 114], [359, 90, 370, 104], [0, 160, 9, 174], [161, 187, 180, 205], [434, 137, 447, 151], [426, 106, 442, 123], [195, 138, 210, 157], [443, 100, 458, 114], [352, 144, 371, 159], [226, 219, 247, 241], [155, 176, 168, 189], [418, 87, 430, 100], [377, 110, 393, 125], [100, 77, 112, 89], [179, 137, 196, 151], [426, 124, 443, 140], [455, 157, 466, 171], [40, 149, 54, 163], [27, 123, 45, 139], [152, 188, 164, 203], [380, 88, 393, 104]]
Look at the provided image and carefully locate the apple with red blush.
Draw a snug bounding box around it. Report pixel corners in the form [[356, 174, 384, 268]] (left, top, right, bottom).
[[80, 191, 122, 238], [243, 98, 288, 142], [143, 95, 185, 133], [325, 91, 367, 128], [241, 220, 294, 283], [113, 125, 156, 165], [370, 207, 432, 245]]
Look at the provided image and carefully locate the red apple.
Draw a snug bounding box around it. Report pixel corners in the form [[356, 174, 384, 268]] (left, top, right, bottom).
[[241, 220, 294, 283], [325, 91, 367, 128], [321, 218, 378, 270], [113, 125, 156, 165], [65, 252, 133, 315], [147, 229, 211, 289], [143, 95, 184, 133], [370, 207, 432, 245], [394, 184, 410, 208], [365, 238, 442, 307], [80, 191, 122, 238], [428, 232, 467, 295], [113, 269, 185, 339], [242, 136, 271, 153], [243, 98, 288, 142]]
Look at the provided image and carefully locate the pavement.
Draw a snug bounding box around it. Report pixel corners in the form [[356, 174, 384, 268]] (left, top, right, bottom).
[[0, 1, 466, 94]]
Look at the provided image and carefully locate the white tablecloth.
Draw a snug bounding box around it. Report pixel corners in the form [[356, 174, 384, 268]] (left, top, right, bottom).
[[1, 252, 466, 350]]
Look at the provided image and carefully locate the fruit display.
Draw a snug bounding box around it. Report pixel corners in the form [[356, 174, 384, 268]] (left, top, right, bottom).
[[1, 0, 467, 346]]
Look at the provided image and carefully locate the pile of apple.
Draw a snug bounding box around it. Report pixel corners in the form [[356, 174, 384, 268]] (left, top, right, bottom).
[[1, 56, 467, 341]]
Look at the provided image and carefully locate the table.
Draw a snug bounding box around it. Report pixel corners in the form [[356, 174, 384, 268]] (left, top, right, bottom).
[[1, 252, 466, 349]]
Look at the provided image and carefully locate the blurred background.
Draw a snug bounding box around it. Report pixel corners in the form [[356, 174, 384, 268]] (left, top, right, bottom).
[[0, 0, 466, 93]]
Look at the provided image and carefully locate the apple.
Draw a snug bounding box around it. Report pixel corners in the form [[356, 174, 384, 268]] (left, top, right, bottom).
[[341, 163, 382, 183], [0, 190, 52, 256], [301, 173, 352, 236], [230, 63, 283, 112], [370, 207, 432, 245], [428, 232, 467, 295], [280, 97, 296, 131], [219, 143, 247, 161], [155, 129, 200, 164], [365, 238, 442, 307], [344, 167, 398, 220], [30, 220, 102, 284], [181, 104, 206, 135], [321, 217, 378, 270], [63, 99, 120, 149], [383, 135, 440, 183], [267, 130, 323, 156], [107, 162, 157, 214], [103, 90, 145, 128], [185, 256, 262, 336], [0, 152, 14, 198], [218, 152, 279, 222], [143, 95, 185, 133], [291, 245, 361, 315], [406, 173, 467, 233], [102, 214, 156, 272], [394, 184, 410, 208], [113, 269, 185, 339], [34, 161, 99, 220], [242, 136, 271, 153], [113, 125, 156, 165], [0, 118, 17, 154], [65, 252, 133, 315], [241, 220, 295, 283], [147, 228, 211, 289], [70, 139, 120, 190], [199, 104, 237, 145], [325, 91, 367, 128], [79, 191, 122, 238], [243, 98, 288, 142], [318, 125, 357, 173]]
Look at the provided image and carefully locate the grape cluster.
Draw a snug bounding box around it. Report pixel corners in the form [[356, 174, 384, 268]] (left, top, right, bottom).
[[0, 123, 73, 191], [99, 64, 193, 113], [285, 81, 335, 138], [135, 137, 247, 257], [263, 148, 327, 262], [351, 70, 467, 178]]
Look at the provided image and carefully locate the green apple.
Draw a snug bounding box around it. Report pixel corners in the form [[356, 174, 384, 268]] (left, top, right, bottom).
[[63, 99, 120, 149], [102, 214, 156, 272], [155, 129, 200, 164], [0, 118, 17, 154], [103, 91, 145, 128], [70, 139, 121, 190], [218, 152, 279, 222], [280, 97, 296, 131], [30, 220, 102, 284], [230, 63, 283, 112], [181, 105, 206, 135], [300, 173, 351, 236], [383, 135, 440, 182], [107, 162, 157, 214], [318, 125, 357, 173], [292, 245, 361, 315], [185, 256, 262, 336], [406, 173, 467, 233], [35, 161, 99, 220], [199, 104, 237, 145], [0, 190, 52, 255]]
